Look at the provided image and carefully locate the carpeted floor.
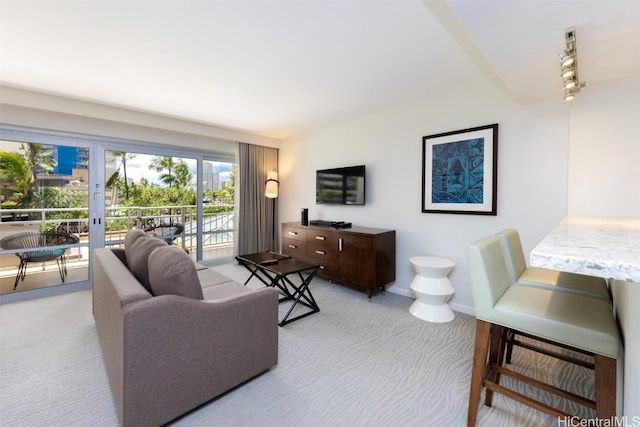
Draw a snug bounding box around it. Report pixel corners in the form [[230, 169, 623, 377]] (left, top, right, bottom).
[[0, 262, 595, 426]]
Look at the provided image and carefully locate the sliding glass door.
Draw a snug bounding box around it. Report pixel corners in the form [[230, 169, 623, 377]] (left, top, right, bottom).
[[199, 159, 236, 265], [102, 150, 236, 265], [1, 125, 237, 301], [0, 133, 90, 296]]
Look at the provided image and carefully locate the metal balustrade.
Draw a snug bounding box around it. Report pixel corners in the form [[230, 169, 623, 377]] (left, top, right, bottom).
[[0, 205, 236, 293]]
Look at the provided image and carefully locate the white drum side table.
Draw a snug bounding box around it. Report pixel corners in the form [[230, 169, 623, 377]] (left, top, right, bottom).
[[409, 256, 455, 323]]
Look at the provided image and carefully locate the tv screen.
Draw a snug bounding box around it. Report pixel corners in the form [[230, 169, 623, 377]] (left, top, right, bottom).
[[316, 165, 366, 205]]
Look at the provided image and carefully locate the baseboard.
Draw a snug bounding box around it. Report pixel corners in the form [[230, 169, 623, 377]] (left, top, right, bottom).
[[385, 286, 476, 317]]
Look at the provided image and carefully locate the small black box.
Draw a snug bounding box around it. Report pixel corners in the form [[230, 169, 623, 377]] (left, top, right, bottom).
[[301, 208, 309, 226]]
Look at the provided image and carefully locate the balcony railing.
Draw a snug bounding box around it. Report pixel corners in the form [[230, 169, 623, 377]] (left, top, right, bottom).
[[0, 204, 236, 294]]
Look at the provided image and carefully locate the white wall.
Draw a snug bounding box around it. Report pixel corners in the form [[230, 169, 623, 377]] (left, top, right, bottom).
[[280, 80, 572, 313], [568, 80, 640, 216], [0, 86, 281, 150]]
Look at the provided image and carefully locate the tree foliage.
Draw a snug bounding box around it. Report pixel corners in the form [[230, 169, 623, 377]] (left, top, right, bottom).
[[21, 143, 56, 194], [106, 151, 136, 200], [2, 147, 233, 225], [0, 151, 34, 207]]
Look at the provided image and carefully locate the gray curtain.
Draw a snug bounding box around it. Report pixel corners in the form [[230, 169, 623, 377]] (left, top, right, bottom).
[[237, 143, 279, 255]]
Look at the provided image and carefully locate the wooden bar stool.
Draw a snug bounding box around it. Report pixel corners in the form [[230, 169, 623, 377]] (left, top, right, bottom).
[[466, 236, 620, 426]]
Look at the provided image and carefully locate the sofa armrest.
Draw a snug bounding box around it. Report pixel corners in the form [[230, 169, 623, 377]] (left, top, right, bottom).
[[110, 247, 127, 266], [120, 287, 279, 427]]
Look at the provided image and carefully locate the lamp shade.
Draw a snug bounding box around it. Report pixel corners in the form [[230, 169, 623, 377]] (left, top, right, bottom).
[[265, 171, 279, 198]]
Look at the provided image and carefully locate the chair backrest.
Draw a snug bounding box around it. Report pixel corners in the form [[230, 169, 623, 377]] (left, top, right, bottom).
[[0, 231, 78, 250], [466, 236, 512, 320], [495, 228, 527, 282]]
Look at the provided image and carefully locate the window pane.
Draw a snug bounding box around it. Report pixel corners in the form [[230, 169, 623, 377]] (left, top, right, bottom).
[[0, 140, 89, 294]]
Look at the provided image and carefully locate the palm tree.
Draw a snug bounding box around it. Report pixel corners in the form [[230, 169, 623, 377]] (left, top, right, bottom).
[[174, 160, 193, 189], [149, 156, 178, 188], [0, 151, 35, 207], [106, 151, 136, 200], [21, 143, 56, 194]]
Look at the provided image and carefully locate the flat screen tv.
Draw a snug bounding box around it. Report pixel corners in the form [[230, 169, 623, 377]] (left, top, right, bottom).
[[316, 165, 366, 205]]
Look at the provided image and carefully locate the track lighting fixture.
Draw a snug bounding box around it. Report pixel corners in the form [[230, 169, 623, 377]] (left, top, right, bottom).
[[559, 27, 585, 101]]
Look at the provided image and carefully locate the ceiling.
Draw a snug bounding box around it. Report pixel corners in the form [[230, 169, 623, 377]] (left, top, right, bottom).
[[1, 1, 638, 139]]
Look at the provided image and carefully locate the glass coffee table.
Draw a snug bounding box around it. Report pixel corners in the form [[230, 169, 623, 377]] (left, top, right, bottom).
[[236, 252, 320, 326]]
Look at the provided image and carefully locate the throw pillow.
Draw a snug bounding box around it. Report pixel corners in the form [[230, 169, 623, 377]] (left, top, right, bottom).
[[148, 245, 203, 300], [128, 236, 167, 294], [124, 228, 150, 267]]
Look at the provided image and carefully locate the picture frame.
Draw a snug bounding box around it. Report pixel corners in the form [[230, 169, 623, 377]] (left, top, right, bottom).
[[422, 123, 498, 215]]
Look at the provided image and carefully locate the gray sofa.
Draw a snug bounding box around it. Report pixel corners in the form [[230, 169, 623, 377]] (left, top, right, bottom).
[[92, 229, 279, 427]]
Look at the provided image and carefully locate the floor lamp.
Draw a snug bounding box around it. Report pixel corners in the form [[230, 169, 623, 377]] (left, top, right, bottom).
[[265, 171, 279, 252]]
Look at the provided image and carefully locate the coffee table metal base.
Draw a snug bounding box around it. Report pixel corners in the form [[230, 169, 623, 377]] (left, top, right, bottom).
[[236, 252, 320, 326]]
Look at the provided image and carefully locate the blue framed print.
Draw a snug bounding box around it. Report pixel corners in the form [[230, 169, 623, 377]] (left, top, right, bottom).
[[422, 124, 498, 215]]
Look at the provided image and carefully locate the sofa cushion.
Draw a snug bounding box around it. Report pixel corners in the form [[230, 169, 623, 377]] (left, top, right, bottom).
[[148, 245, 204, 300], [198, 268, 237, 288], [128, 236, 168, 294], [202, 281, 253, 301], [124, 228, 150, 267]]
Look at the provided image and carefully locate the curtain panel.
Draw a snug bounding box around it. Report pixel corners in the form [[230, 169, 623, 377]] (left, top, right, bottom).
[[237, 143, 279, 255]]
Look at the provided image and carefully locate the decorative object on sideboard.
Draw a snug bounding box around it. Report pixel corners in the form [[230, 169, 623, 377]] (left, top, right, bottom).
[[560, 26, 586, 101], [422, 124, 498, 215], [301, 208, 308, 226]]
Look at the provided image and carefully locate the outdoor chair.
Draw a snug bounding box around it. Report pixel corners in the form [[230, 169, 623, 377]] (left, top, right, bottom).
[[144, 222, 184, 245], [0, 231, 80, 290]]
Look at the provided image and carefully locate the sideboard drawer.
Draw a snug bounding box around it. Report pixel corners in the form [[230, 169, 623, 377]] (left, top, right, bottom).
[[315, 261, 339, 279], [307, 241, 339, 262], [282, 225, 307, 241], [282, 237, 306, 260], [306, 230, 339, 246]]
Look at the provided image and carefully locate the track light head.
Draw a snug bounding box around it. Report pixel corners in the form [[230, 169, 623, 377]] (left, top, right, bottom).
[[559, 50, 575, 68], [564, 90, 576, 101], [564, 79, 577, 90], [561, 65, 576, 79]]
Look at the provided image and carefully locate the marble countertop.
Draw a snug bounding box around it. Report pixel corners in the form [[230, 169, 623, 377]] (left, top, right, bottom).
[[530, 216, 640, 282]]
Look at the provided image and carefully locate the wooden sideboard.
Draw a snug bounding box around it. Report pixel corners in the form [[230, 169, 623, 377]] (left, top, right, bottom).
[[281, 222, 396, 298]]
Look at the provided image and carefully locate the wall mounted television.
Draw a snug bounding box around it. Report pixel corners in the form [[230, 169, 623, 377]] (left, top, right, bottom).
[[316, 165, 366, 205]]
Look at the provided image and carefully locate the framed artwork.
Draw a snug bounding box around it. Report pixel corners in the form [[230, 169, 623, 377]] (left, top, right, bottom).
[[422, 123, 498, 215]]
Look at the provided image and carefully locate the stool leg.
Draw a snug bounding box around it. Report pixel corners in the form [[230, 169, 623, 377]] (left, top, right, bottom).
[[505, 329, 515, 364], [485, 324, 505, 407], [468, 319, 491, 427], [594, 354, 616, 419]]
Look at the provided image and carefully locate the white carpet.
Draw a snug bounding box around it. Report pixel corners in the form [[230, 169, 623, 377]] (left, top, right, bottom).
[[0, 262, 595, 426]]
